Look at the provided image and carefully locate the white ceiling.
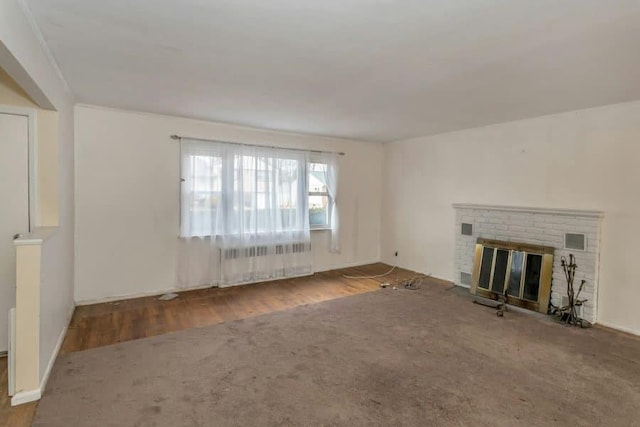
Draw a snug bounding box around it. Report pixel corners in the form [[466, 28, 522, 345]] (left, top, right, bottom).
[[24, 0, 640, 142]]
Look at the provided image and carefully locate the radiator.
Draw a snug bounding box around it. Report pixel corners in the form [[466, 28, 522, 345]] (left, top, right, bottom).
[[222, 242, 310, 260], [219, 242, 313, 285], [8, 307, 15, 396]]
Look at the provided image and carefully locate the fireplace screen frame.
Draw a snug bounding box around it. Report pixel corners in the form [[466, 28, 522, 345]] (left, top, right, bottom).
[[470, 239, 554, 314]]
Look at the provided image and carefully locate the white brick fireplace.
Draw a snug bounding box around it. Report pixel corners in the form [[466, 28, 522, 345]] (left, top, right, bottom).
[[453, 204, 604, 323]]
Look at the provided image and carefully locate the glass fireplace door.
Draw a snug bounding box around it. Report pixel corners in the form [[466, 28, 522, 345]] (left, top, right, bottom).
[[471, 239, 553, 314]]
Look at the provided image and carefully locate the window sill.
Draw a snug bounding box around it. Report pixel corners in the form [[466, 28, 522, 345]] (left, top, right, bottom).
[[311, 227, 331, 232]]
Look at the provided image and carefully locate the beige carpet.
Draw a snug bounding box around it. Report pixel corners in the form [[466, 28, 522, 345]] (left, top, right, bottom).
[[34, 283, 640, 426]]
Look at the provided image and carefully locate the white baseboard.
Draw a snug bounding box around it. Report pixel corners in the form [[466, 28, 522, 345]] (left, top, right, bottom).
[[75, 282, 220, 306], [76, 259, 384, 306], [314, 258, 381, 272], [11, 388, 41, 406], [38, 304, 74, 398], [597, 320, 640, 337]]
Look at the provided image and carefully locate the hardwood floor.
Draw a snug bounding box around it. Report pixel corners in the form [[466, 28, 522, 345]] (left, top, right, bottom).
[[0, 358, 37, 427], [1, 263, 427, 426], [60, 263, 421, 354]]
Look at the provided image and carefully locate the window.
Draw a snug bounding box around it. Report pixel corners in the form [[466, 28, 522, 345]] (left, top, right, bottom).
[[185, 154, 222, 236], [180, 140, 309, 238], [181, 139, 339, 252], [308, 162, 332, 229], [231, 154, 303, 233]]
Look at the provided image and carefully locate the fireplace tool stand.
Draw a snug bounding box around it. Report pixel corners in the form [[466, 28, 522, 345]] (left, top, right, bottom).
[[552, 254, 590, 328]]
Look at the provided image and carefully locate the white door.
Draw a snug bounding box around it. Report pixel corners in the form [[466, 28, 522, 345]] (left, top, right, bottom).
[[0, 113, 30, 353]]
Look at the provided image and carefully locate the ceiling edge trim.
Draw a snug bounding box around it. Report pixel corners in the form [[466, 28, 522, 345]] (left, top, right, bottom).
[[15, 0, 74, 99]]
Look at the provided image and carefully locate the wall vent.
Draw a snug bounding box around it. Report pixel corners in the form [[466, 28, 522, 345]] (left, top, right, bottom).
[[460, 272, 472, 286], [461, 223, 473, 236], [565, 233, 586, 251]]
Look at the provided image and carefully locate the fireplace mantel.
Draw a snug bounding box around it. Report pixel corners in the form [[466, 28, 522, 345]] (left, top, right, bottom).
[[452, 203, 604, 219]]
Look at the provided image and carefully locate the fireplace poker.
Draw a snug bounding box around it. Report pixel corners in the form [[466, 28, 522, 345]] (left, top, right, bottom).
[[556, 255, 589, 327]]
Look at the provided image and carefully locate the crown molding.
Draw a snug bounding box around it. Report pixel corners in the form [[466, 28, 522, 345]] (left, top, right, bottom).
[[15, 0, 74, 99]]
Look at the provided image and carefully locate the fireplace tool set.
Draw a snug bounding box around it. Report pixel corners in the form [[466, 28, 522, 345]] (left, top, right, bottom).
[[471, 250, 590, 326], [553, 254, 590, 327]]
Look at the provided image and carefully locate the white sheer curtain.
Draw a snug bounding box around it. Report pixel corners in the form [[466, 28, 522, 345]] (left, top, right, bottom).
[[179, 139, 312, 287], [177, 140, 223, 287], [317, 152, 340, 252]]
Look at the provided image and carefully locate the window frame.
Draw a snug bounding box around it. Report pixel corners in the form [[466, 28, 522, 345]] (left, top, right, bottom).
[[308, 161, 333, 230]]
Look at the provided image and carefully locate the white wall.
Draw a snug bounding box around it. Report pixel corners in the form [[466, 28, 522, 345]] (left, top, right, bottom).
[[382, 100, 640, 335], [74, 105, 383, 303], [0, 0, 75, 393]]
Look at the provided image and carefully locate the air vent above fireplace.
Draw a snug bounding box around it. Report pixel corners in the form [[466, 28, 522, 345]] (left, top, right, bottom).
[[471, 239, 554, 314], [565, 233, 586, 251]]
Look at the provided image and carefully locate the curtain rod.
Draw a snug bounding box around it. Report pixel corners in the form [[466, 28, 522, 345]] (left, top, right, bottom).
[[170, 134, 345, 156]]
